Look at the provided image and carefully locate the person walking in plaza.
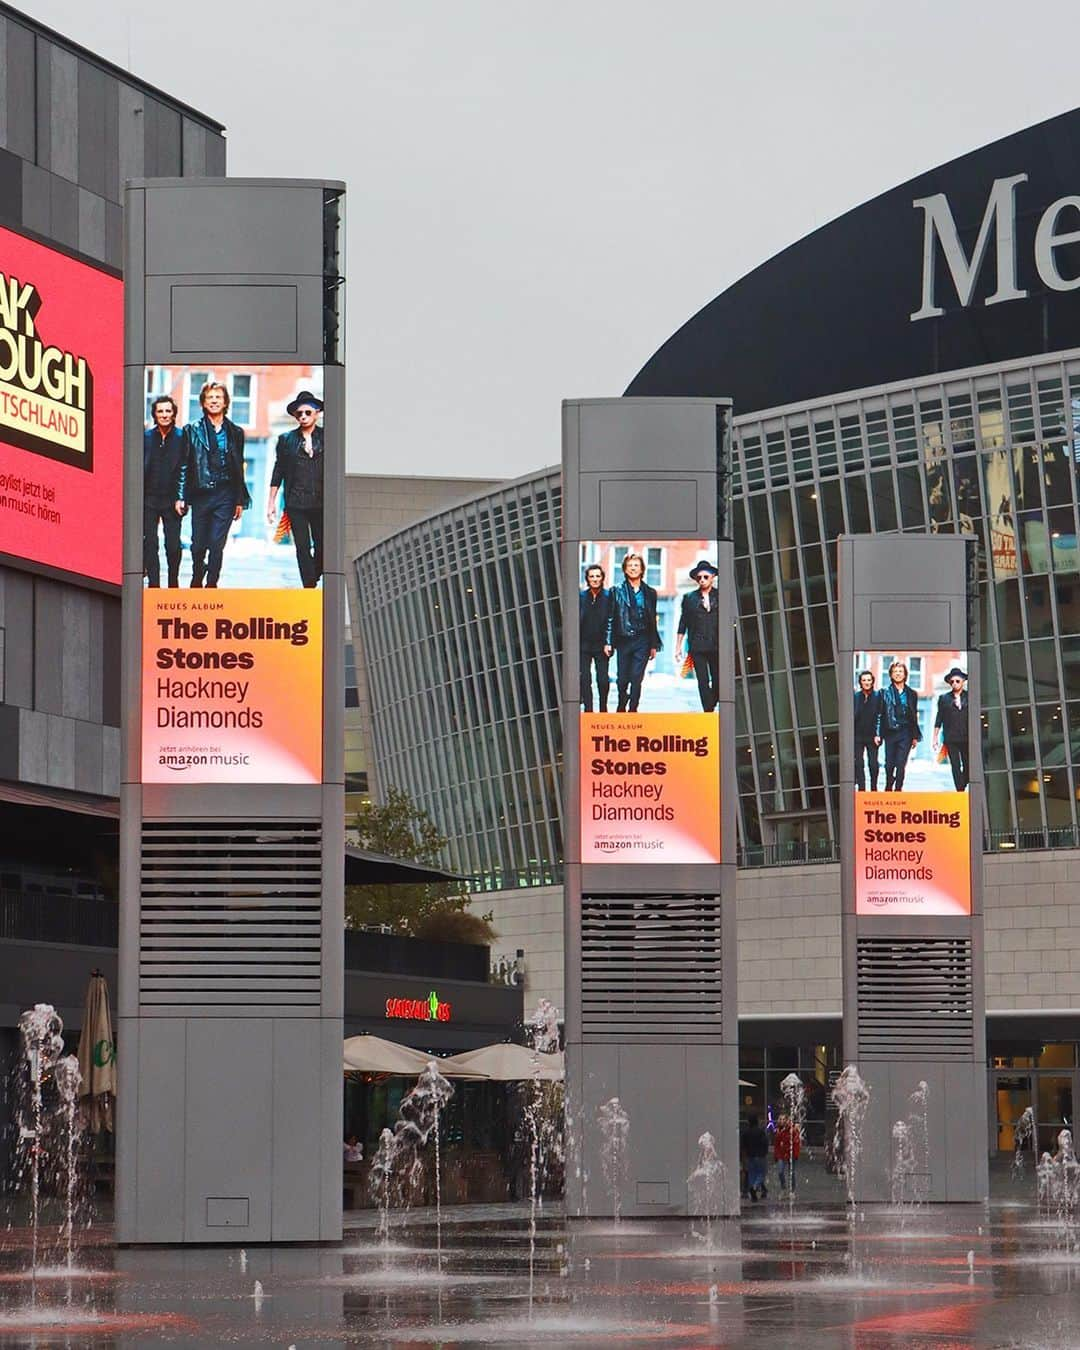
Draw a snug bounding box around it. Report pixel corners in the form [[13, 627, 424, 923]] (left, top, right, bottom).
[[143, 395, 186, 588], [606, 551, 661, 713], [175, 382, 250, 588], [932, 666, 970, 792], [676, 560, 720, 711], [774, 1112, 801, 1194], [579, 563, 612, 711], [743, 1113, 769, 1202], [881, 660, 920, 791], [267, 390, 325, 588], [853, 669, 883, 790]]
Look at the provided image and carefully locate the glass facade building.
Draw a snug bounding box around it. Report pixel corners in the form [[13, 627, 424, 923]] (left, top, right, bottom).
[[357, 110, 1080, 888], [357, 354, 1080, 885], [356, 472, 564, 888]]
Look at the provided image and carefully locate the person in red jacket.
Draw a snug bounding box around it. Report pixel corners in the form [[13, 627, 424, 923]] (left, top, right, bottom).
[[774, 1113, 802, 1194]]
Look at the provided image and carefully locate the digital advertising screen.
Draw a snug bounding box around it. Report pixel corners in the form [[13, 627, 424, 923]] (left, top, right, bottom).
[[852, 649, 972, 915], [139, 364, 326, 784], [0, 226, 123, 585], [578, 539, 721, 864]]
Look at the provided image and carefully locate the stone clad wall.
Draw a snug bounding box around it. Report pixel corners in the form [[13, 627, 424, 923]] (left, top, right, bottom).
[[486, 848, 1080, 1020]]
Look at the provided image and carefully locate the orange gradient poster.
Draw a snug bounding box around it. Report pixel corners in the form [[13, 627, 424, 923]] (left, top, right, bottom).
[[141, 589, 322, 783], [854, 792, 970, 915], [580, 713, 720, 863]]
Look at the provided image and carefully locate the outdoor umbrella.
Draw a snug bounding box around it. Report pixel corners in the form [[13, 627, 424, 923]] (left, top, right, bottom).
[[77, 970, 116, 1133], [343, 1035, 442, 1076], [442, 1043, 564, 1081]]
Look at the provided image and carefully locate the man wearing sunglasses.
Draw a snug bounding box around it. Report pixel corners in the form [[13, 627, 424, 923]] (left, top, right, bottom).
[[267, 390, 325, 588], [932, 666, 970, 792]]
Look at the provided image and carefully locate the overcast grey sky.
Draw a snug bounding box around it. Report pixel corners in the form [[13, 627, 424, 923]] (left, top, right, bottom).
[[25, 0, 1080, 478]]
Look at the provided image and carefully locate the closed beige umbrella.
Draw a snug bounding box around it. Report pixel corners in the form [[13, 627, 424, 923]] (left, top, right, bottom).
[[442, 1043, 564, 1081], [77, 970, 116, 1133]]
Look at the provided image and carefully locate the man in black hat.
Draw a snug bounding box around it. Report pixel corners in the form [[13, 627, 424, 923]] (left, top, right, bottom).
[[675, 560, 720, 711], [143, 395, 186, 587], [932, 667, 970, 791], [267, 390, 324, 588]]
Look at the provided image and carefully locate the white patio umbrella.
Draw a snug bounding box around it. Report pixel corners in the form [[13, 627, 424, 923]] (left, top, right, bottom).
[[343, 1035, 434, 1075], [442, 1043, 564, 1081], [77, 970, 116, 1133]]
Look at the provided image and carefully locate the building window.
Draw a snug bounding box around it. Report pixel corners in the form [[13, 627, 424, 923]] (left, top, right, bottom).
[[185, 371, 210, 424], [144, 368, 171, 423], [230, 374, 253, 427], [612, 544, 663, 586]]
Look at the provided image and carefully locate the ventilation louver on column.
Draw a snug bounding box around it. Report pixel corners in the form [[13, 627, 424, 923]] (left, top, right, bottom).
[[856, 936, 974, 1058], [139, 821, 322, 1015], [580, 895, 722, 1040]]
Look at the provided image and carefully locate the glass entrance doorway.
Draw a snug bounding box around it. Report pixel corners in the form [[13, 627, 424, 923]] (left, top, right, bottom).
[[991, 1044, 1078, 1162]]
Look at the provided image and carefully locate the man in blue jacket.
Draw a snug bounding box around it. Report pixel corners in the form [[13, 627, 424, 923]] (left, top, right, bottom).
[[606, 551, 661, 713], [143, 396, 185, 587], [175, 382, 250, 588]]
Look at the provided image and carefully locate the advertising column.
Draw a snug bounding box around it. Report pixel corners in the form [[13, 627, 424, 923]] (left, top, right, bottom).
[[838, 534, 987, 1203], [563, 398, 738, 1220], [118, 180, 345, 1245]]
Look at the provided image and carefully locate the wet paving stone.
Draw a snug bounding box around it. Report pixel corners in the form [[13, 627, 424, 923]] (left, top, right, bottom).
[[2, 1197, 1080, 1345]]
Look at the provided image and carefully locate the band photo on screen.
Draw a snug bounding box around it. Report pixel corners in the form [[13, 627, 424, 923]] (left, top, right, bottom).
[[142, 365, 325, 590], [853, 651, 970, 793], [579, 540, 720, 715]]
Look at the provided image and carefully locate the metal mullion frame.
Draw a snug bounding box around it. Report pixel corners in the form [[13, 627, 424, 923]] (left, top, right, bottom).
[[1000, 374, 1043, 839], [760, 463, 808, 815], [911, 386, 945, 531], [532, 557, 564, 870], [1043, 363, 1080, 835], [781, 411, 824, 813], [488, 486, 544, 883]]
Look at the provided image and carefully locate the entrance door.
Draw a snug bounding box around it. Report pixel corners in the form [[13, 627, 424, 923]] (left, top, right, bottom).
[[1037, 1075, 1075, 1155], [993, 1073, 1033, 1156]]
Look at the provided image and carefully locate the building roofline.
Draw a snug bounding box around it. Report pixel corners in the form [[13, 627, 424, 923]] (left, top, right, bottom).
[[1, 3, 226, 133]]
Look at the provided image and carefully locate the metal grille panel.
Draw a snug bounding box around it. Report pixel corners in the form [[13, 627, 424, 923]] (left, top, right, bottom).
[[581, 895, 722, 1040], [856, 936, 974, 1058], [139, 821, 322, 1014]]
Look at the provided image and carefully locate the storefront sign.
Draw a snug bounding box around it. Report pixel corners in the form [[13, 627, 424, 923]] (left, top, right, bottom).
[[385, 991, 452, 1022]]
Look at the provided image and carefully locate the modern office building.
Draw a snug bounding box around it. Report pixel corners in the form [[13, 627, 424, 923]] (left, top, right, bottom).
[[355, 107, 1080, 1159], [0, 6, 225, 1052]]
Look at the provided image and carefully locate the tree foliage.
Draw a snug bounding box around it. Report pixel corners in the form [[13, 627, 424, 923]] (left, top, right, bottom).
[[345, 787, 492, 938]]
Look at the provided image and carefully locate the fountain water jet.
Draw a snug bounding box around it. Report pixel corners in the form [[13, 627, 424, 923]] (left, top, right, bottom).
[[687, 1132, 727, 1247], [1013, 1106, 1035, 1182], [831, 1065, 870, 1212], [14, 1004, 65, 1304], [597, 1098, 630, 1222], [525, 999, 561, 1314], [366, 1061, 454, 1259], [778, 1073, 805, 1219]]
